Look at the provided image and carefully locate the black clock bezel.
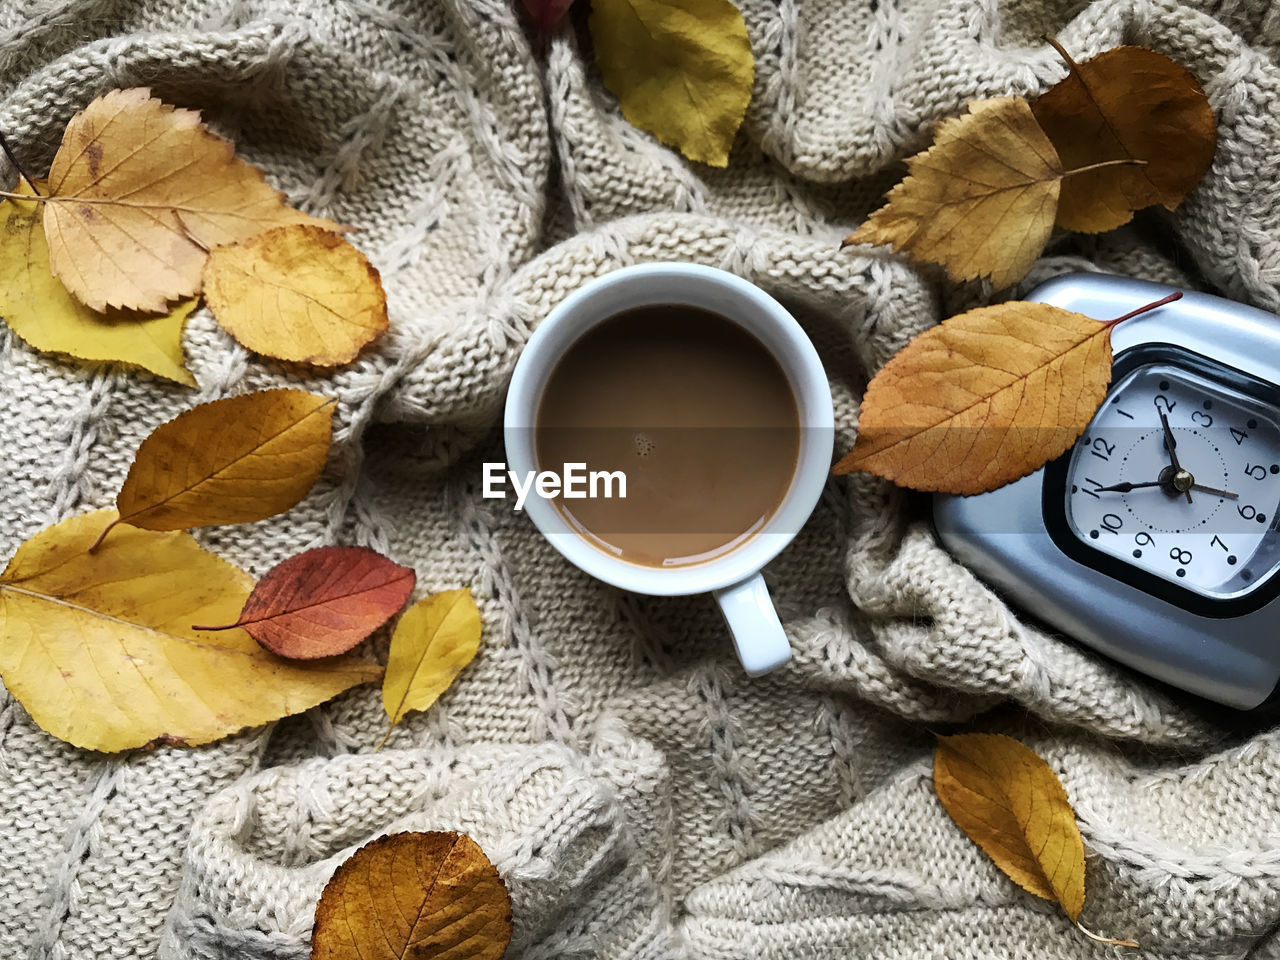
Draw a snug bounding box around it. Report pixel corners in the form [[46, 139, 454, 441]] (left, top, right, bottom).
[[1042, 342, 1280, 619]]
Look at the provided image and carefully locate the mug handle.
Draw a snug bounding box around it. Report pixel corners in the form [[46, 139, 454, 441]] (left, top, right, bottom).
[[713, 573, 792, 676]]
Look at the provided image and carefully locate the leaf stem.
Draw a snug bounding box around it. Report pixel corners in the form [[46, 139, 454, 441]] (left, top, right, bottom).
[[375, 724, 393, 751], [88, 518, 120, 554], [1105, 290, 1183, 328], [0, 131, 41, 197], [1062, 158, 1149, 179], [1075, 920, 1139, 948], [1043, 35, 1081, 74], [190, 623, 238, 632]]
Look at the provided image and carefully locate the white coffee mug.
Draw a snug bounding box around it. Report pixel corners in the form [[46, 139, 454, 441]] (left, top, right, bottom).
[[503, 262, 834, 675]]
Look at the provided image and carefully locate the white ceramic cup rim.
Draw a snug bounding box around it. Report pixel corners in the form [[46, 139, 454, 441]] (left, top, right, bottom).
[[503, 262, 835, 597]]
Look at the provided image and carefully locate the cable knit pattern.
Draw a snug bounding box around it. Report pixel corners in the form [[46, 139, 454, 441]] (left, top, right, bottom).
[[1, 0, 1279, 957]]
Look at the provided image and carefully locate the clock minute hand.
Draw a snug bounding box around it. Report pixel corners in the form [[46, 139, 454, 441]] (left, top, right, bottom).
[[1157, 407, 1193, 504]]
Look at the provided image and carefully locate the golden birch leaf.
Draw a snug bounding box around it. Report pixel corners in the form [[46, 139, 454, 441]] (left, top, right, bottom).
[[0, 509, 382, 752], [382, 589, 481, 729], [933, 734, 1138, 947], [0, 182, 197, 385], [203, 225, 388, 366], [844, 97, 1063, 289], [312, 832, 512, 960], [934, 734, 1084, 912], [589, 0, 754, 167], [39, 88, 339, 313], [95, 389, 334, 548], [1033, 42, 1216, 233]]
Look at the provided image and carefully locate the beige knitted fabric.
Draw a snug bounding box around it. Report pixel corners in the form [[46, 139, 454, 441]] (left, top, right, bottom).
[[2, 0, 1280, 957]]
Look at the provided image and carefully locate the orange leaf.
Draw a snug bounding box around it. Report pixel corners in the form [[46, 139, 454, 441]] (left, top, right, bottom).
[[833, 293, 1181, 494], [194, 546, 416, 659], [1032, 41, 1216, 233], [311, 832, 512, 960]]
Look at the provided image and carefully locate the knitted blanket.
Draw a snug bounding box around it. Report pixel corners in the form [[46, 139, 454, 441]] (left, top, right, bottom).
[[3, 0, 1280, 957]]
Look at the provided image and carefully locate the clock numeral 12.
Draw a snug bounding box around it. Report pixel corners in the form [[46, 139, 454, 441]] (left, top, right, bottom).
[[1090, 438, 1115, 462]]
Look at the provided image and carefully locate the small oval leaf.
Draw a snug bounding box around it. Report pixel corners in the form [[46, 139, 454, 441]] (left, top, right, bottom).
[[110, 389, 334, 538], [197, 546, 416, 659], [383, 588, 482, 729], [311, 831, 511, 960], [203, 225, 388, 366]]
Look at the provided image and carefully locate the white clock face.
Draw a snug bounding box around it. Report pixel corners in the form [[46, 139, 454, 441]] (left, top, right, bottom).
[[1065, 362, 1280, 599]]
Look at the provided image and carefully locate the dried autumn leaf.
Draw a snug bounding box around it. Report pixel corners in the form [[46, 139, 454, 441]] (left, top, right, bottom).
[[195, 546, 416, 659], [383, 588, 482, 730], [845, 97, 1063, 289], [38, 88, 338, 313], [0, 509, 382, 752], [1033, 41, 1216, 233], [589, 0, 754, 167], [312, 832, 511, 960], [0, 182, 197, 385], [934, 734, 1137, 947], [203, 225, 388, 366], [95, 388, 334, 549], [833, 293, 1180, 494]]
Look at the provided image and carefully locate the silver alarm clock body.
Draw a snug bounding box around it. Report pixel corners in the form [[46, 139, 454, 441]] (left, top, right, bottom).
[[933, 273, 1280, 709]]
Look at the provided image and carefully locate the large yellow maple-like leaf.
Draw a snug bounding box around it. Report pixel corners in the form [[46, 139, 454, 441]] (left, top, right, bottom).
[[40, 88, 339, 313], [0, 181, 196, 385], [0, 510, 382, 752], [203, 225, 388, 366], [589, 0, 754, 167], [312, 832, 511, 960], [846, 97, 1064, 289]]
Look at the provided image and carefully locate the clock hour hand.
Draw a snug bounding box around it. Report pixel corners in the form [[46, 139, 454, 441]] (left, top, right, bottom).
[[1092, 480, 1165, 493], [1157, 407, 1193, 504]]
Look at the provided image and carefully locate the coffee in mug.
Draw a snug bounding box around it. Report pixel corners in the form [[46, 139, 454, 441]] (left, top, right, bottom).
[[535, 303, 800, 567]]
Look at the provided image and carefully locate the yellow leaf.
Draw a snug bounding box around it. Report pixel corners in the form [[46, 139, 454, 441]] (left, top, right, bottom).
[[933, 734, 1138, 947], [0, 182, 196, 385], [39, 88, 339, 313], [0, 509, 382, 752], [203, 225, 388, 366], [833, 292, 1180, 494], [834, 301, 1112, 493], [934, 734, 1083, 913], [382, 589, 481, 729], [95, 389, 334, 548], [1033, 42, 1217, 234], [312, 832, 512, 960], [845, 97, 1063, 289], [588, 0, 754, 167]]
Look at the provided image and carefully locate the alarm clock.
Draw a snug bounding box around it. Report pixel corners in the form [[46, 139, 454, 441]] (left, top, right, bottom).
[[933, 273, 1280, 709]]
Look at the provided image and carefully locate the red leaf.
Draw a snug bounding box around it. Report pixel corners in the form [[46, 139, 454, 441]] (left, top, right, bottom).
[[195, 546, 415, 659], [522, 0, 574, 32]]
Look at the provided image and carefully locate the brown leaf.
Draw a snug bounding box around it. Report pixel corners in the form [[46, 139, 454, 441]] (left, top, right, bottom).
[[202, 225, 388, 366], [934, 734, 1137, 947], [195, 546, 416, 659], [844, 97, 1063, 289], [39, 88, 339, 312], [311, 831, 512, 960], [833, 293, 1181, 494], [94, 389, 334, 549], [1033, 41, 1217, 233]]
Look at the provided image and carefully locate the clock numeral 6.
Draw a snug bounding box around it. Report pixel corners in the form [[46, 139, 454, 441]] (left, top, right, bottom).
[[1244, 462, 1267, 480], [1169, 547, 1193, 565], [1239, 504, 1260, 520]]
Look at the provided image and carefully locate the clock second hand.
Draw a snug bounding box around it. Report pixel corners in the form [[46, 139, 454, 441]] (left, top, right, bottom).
[[1092, 479, 1240, 499]]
